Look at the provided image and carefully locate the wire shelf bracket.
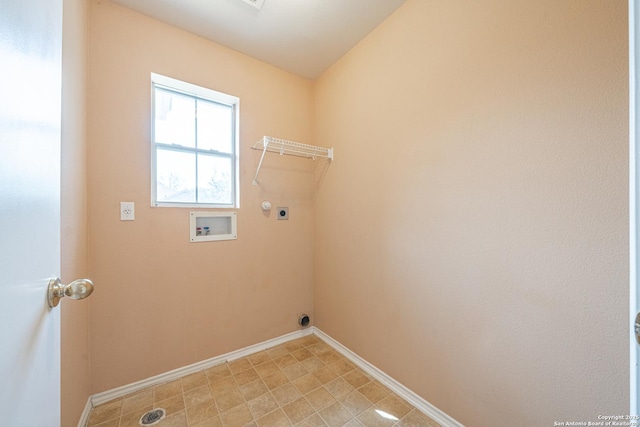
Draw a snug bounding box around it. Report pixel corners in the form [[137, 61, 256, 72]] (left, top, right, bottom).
[[251, 136, 333, 185]]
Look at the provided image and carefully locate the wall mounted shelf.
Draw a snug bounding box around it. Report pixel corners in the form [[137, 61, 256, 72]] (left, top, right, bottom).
[[251, 136, 333, 185]]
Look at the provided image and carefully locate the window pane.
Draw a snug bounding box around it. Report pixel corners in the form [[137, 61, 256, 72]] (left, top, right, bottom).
[[197, 154, 232, 204], [154, 88, 196, 148], [156, 149, 196, 203], [197, 100, 233, 153]]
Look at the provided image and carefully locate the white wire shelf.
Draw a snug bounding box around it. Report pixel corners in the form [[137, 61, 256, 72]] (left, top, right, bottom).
[[251, 136, 333, 185]]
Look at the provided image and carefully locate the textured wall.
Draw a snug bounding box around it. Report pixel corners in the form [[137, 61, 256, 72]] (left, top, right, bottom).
[[313, 0, 628, 425], [87, 0, 314, 393]]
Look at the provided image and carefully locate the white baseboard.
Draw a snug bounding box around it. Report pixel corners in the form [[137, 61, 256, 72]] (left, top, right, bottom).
[[312, 327, 464, 427], [77, 328, 312, 427], [78, 326, 462, 427], [76, 398, 92, 427]]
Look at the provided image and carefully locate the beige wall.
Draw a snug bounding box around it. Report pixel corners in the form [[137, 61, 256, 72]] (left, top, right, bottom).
[[61, 0, 90, 424], [86, 0, 314, 393], [80, 0, 628, 424], [313, 0, 628, 425]]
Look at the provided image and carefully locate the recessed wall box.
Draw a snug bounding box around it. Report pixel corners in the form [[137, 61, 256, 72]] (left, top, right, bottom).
[[190, 211, 237, 242], [277, 207, 289, 220]]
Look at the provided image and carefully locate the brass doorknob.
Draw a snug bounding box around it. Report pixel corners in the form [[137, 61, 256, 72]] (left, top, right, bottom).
[[47, 277, 94, 308]]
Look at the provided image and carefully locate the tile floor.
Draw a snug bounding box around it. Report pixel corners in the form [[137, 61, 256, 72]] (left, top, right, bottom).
[[86, 335, 440, 427]]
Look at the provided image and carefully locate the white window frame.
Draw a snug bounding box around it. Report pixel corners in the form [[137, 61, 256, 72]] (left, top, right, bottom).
[[151, 73, 240, 208]]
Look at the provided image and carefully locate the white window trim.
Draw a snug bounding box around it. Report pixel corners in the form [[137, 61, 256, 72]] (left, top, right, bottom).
[[150, 73, 240, 208]]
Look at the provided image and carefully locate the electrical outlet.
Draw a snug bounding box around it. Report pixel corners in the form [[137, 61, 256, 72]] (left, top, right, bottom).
[[276, 207, 289, 220], [120, 202, 135, 221]]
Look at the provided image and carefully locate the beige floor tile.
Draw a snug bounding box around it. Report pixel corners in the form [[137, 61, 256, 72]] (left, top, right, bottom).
[[274, 354, 298, 369], [184, 385, 214, 408], [234, 367, 260, 386], [256, 408, 292, 426], [91, 418, 120, 427], [233, 368, 260, 386], [272, 383, 303, 406], [154, 379, 183, 402], [186, 399, 219, 425], [339, 390, 371, 417], [215, 388, 245, 412], [342, 370, 371, 389], [375, 394, 412, 419], [160, 410, 189, 427], [192, 415, 223, 427], [318, 401, 352, 427], [311, 366, 339, 385], [206, 364, 233, 383], [306, 342, 331, 356], [291, 373, 322, 395], [121, 389, 154, 415], [395, 409, 441, 427], [228, 358, 252, 374], [284, 340, 306, 352], [155, 393, 186, 416], [298, 335, 320, 346], [300, 357, 325, 373], [281, 397, 315, 424], [254, 360, 280, 378], [266, 345, 290, 359], [358, 381, 390, 404], [282, 363, 309, 381], [324, 377, 354, 399], [182, 371, 209, 391], [118, 406, 152, 427], [248, 351, 271, 366], [327, 359, 355, 376], [316, 351, 340, 365], [291, 348, 314, 361], [263, 370, 290, 390], [342, 419, 364, 427], [304, 387, 336, 412], [220, 402, 253, 427], [247, 392, 279, 419], [241, 378, 269, 401], [87, 398, 122, 426], [356, 407, 396, 427], [211, 376, 238, 396], [294, 413, 328, 427]]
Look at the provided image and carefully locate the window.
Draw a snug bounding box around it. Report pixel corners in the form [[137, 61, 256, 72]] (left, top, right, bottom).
[[151, 73, 239, 207]]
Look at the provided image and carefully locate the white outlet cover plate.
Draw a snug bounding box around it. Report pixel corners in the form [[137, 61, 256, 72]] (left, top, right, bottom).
[[120, 202, 135, 221]]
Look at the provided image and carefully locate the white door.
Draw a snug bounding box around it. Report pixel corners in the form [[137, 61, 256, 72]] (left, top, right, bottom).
[[0, 0, 63, 425]]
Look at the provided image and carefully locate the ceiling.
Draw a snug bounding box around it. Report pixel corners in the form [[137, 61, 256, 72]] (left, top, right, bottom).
[[109, 0, 407, 80]]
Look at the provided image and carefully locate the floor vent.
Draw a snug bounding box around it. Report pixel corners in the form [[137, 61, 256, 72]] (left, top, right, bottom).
[[139, 408, 166, 426]]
